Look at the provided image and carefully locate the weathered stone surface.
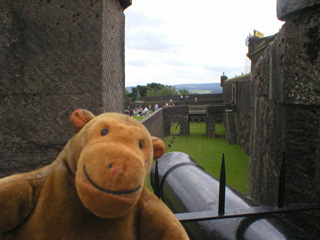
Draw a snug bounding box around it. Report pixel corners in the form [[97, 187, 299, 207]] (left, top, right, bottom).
[[141, 109, 164, 139], [222, 74, 251, 153], [277, 0, 320, 20], [281, 10, 320, 106], [248, 5, 320, 237], [206, 118, 215, 138], [205, 105, 224, 138], [247, 35, 277, 71], [0, 0, 127, 177], [249, 4, 320, 203], [163, 106, 189, 136], [224, 112, 237, 144]]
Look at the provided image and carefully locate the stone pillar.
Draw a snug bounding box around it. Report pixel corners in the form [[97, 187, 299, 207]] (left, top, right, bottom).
[[206, 117, 215, 138], [248, 0, 320, 236], [179, 116, 190, 136], [0, 0, 131, 177], [206, 105, 226, 138], [163, 106, 189, 136]]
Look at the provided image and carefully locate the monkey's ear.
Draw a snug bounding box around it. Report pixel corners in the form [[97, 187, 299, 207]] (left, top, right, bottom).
[[152, 137, 166, 159], [70, 109, 95, 133]]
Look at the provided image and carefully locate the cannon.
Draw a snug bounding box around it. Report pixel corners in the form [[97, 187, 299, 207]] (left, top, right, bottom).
[[151, 152, 318, 240]]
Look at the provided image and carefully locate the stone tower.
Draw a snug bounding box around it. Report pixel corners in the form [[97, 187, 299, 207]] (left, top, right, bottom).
[[0, 0, 131, 177]]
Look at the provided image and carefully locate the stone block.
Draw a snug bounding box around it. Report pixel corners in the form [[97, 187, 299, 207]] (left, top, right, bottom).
[[206, 105, 226, 114], [277, 0, 320, 20], [163, 106, 189, 115], [0, 0, 127, 176]]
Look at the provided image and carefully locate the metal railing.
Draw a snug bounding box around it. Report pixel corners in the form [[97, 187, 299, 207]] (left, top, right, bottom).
[[151, 152, 320, 240]]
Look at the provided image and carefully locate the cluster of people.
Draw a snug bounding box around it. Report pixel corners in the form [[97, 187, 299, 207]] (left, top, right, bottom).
[[126, 97, 200, 117], [164, 100, 175, 107], [125, 106, 134, 116], [125, 106, 150, 117]]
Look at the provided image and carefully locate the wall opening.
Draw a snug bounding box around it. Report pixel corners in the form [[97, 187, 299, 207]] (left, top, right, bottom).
[[190, 122, 206, 135], [170, 122, 180, 135]]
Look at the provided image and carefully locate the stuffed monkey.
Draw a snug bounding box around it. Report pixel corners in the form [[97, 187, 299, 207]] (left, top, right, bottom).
[[0, 109, 189, 240]]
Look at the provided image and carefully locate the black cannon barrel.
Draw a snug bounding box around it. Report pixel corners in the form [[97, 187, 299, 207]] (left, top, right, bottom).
[[151, 152, 315, 240]]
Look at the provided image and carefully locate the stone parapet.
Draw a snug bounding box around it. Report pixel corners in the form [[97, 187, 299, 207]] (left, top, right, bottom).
[[141, 108, 164, 139], [277, 0, 320, 20]]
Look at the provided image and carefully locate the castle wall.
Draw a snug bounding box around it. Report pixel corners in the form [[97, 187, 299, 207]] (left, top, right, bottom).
[[222, 74, 251, 153], [0, 0, 129, 177], [141, 108, 164, 139], [248, 1, 320, 236], [128, 93, 223, 109]]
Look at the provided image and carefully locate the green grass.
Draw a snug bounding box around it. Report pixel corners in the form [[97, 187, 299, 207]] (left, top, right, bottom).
[[164, 122, 248, 195], [170, 122, 180, 134], [143, 121, 248, 195], [134, 116, 146, 121]]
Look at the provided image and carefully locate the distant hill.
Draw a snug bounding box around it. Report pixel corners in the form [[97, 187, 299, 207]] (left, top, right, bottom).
[[126, 83, 222, 94], [173, 83, 222, 94]]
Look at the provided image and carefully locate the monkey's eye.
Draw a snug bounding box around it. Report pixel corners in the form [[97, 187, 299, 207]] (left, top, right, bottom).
[[139, 140, 143, 149], [101, 128, 109, 136]]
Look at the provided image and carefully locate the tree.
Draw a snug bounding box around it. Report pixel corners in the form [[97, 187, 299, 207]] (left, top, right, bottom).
[[146, 88, 158, 97], [125, 89, 130, 97], [131, 85, 148, 99], [157, 85, 179, 96], [147, 82, 164, 91], [178, 89, 190, 96], [131, 83, 182, 97]]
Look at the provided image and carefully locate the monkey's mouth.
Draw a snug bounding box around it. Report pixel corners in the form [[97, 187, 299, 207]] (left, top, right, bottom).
[[83, 165, 141, 195]]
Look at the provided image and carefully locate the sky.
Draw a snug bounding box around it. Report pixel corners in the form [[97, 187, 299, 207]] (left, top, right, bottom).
[[124, 0, 284, 87]]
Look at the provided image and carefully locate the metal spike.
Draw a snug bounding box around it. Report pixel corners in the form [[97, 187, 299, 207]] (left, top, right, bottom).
[[278, 153, 286, 208], [219, 153, 226, 215], [154, 159, 160, 198]]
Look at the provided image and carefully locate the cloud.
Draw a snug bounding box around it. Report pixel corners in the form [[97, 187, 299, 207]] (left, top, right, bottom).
[[126, 31, 182, 52], [125, 10, 164, 29], [124, 0, 284, 87]]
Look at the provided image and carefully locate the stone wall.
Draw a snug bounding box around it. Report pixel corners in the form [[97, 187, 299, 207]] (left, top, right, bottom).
[[222, 74, 251, 153], [141, 108, 164, 139], [206, 105, 225, 138], [128, 93, 223, 109], [163, 106, 189, 136], [248, 0, 320, 236], [0, 0, 129, 177]]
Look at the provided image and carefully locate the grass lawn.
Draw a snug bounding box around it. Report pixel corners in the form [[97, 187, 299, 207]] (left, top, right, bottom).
[[162, 122, 248, 195], [136, 117, 249, 195], [133, 116, 146, 122], [164, 122, 248, 194]]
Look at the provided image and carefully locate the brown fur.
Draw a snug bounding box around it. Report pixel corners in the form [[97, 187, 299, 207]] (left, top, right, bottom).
[[0, 109, 189, 240]]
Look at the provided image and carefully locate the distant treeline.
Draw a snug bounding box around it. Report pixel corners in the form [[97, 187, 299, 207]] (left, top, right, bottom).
[[126, 82, 223, 99], [125, 83, 189, 99]]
